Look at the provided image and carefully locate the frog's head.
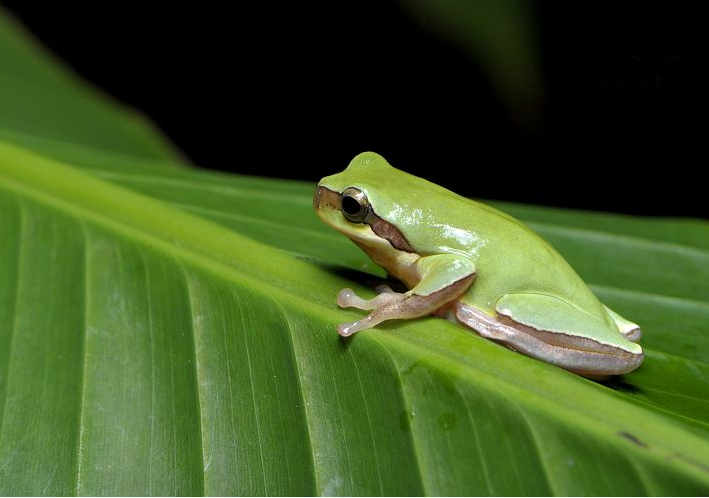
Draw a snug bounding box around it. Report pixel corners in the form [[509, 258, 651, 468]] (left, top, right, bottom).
[[313, 152, 416, 254]]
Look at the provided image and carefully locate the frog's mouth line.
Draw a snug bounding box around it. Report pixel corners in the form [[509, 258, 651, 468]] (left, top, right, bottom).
[[314, 185, 414, 252]]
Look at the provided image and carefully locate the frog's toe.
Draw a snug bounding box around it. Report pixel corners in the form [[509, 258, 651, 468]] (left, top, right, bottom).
[[603, 305, 642, 343], [375, 284, 396, 294], [623, 327, 642, 343], [337, 288, 362, 308], [337, 286, 407, 311], [337, 321, 362, 337]]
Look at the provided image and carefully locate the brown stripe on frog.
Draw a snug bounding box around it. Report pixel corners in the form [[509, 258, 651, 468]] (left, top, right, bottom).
[[366, 212, 415, 253]]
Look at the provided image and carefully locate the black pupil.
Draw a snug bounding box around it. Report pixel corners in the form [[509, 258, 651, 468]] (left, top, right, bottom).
[[342, 196, 361, 215]]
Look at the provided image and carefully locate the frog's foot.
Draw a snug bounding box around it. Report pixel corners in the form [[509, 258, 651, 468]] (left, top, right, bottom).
[[340, 285, 455, 321], [455, 293, 643, 377], [336, 254, 476, 337], [604, 305, 642, 343], [337, 281, 469, 337], [621, 327, 641, 343], [336, 276, 475, 337]]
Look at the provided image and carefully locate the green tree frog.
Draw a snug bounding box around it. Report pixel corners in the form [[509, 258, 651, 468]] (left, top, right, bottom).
[[313, 152, 643, 377]]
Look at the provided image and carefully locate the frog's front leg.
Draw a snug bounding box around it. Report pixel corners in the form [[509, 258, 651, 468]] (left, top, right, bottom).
[[336, 254, 476, 337]]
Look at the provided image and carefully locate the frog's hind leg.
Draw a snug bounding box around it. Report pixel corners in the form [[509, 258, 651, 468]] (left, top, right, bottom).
[[455, 293, 643, 377], [603, 305, 642, 343]]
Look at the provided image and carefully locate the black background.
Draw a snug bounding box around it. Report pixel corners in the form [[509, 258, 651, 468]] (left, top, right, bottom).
[[2, 1, 703, 217]]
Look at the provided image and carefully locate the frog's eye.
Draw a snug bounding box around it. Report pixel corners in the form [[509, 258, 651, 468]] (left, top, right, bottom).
[[340, 187, 370, 223]]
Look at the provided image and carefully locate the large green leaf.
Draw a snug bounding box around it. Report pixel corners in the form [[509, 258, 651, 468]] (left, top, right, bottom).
[[2, 138, 709, 495], [1, 5, 709, 496]]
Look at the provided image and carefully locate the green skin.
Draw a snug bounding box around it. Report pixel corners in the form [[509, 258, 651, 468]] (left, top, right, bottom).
[[314, 152, 643, 377]]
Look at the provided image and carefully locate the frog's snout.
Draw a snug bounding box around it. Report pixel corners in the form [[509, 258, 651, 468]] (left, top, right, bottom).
[[313, 185, 340, 212]]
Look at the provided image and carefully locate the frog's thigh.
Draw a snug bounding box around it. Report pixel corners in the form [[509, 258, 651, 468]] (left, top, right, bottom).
[[603, 305, 642, 342], [337, 255, 476, 337], [455, 293, 643, 376]]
